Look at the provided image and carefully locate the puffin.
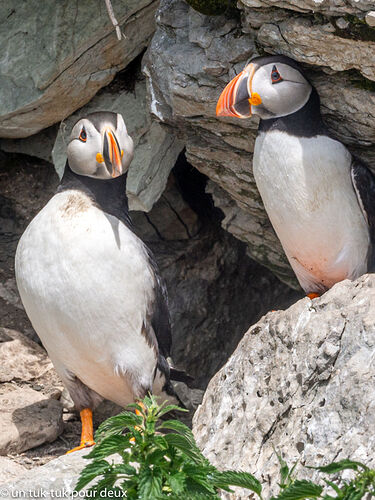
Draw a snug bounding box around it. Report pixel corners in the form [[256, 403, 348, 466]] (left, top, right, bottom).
[[15, 111, 190, 453], [216, 55, 375, 297]]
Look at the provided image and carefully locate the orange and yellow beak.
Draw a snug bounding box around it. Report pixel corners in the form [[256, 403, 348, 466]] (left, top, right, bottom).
[[103, 128, 123, 178], [216, 63, 262, 119]]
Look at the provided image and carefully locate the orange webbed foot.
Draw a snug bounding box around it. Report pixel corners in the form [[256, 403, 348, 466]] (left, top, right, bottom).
[[66, 439, 95, 454], [307, 292, 320, 300]]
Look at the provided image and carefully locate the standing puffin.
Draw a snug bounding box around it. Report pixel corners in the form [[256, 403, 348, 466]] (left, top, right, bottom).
[[217, 55, 375, 297], [15, 112, 189, 453]]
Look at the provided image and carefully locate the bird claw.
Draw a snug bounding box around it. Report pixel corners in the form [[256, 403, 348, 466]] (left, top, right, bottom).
[[65, 440, 95, 454]]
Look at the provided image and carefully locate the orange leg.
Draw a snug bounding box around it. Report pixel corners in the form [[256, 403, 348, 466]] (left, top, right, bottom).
[[307, 292, 320, 300], [66, 408, 95, 454]]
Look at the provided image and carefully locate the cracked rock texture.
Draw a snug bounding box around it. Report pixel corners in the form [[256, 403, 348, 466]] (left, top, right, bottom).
[[193, 274, 375, 498], [144, 0, 375, 285], [0, 0, 157, 138]]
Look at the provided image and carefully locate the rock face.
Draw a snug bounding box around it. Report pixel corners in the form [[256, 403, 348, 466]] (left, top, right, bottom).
[[193, 274, 375, 498], [0, 387, 63, 455], [0, 457, 26, 483], [144, 0, 375, 285], [0, 0, 157, 138], [0, 153, 59, 341], [0, 448, 92, 496], [0, 328, 63, 456]]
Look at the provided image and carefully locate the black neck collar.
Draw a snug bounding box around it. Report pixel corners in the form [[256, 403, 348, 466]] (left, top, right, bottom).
[[258, 88, 329, 138], [58, 163, 132, 227]]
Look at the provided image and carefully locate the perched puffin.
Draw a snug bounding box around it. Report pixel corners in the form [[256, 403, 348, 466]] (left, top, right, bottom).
[[217, 55, 375, 297], [15, 112, 190, 453]]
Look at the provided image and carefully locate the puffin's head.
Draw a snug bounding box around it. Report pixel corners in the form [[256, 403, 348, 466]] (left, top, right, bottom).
[[216, 55, 312, 120], [67, 111, 134, 179]]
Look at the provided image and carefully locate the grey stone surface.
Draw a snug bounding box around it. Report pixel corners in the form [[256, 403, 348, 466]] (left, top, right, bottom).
[[52, 65, 183, 211], [193, 274, 375, 499], [0, 448, 92, 497], [0, 0, 157, 138], [0, 126, 58, 164], [0, 328, 53, 383], [144, 0, 375, 285], [240, 0, 374, 15], [0, 388, 63, 455], [257, 18, 375, 81], [0, 153, 59, 342], [133, 166, 302, 388], [0, 457, 26, 483], [366, 11, 375, 26]]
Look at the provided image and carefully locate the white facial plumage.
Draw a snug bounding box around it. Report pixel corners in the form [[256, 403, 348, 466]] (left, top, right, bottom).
[[250, 62, 312, 119], [217, 57, 313, 121], [67, 112, 134, 179]]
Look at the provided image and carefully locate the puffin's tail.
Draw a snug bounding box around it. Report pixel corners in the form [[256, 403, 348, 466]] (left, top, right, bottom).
[[152, 356, 194, 409], [169, 367, 194, 387]]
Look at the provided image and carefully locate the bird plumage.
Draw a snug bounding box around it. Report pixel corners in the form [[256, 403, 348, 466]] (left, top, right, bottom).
[[217, 55, 375, 294], [15, 113, 188, 443]]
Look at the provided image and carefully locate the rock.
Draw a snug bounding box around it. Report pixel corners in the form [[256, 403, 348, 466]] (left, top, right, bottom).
[[52, 59, 184, 211], [365, 11, 375, 26], [144, 0, 375, 284], [0, 125, 58, 164], [0, 448, 94, 496], [0, 457, 26, 483], [0, 153, 59, 341], [240, 0, 374, 16], [134, 161, 302, 387], [0, 0, 157, 138], [0, 328, 53, 383], [193, 274, 375, 499], [257, 18, 375, 82], [0, 388, 63, 455]]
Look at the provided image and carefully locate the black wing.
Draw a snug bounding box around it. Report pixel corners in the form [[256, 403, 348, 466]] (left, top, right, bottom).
[[145, 247, 172, 358], [351, 157, 375, 272], [146, 247, 194, 387]]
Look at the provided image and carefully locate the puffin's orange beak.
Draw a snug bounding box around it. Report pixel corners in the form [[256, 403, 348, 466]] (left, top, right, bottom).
[[104, 129, 123, 177], [216, 63, 261, 119]]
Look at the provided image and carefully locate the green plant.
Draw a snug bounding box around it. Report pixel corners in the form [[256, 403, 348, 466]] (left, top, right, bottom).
[[75, 395, 262, 498], [75, 396, 375, 499]]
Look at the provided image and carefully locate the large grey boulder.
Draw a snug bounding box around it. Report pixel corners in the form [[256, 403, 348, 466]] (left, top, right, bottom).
[[0, 0, 157, 138], [0, 387, 63, 455], [144, 0, 375, 286], [193, 274, 375, 498]]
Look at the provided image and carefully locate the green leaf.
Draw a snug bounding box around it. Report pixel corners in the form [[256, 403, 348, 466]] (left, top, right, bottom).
[[84, 435, 130, 459], [167, 471, 186, 495], [308, 460, 368, 474], [164, 433, 206, 464], [74, 459, 110, 490], [138, 466, 163, 498], [158, 419, 195, 439], [157, 404, 188, 418], [272, 479, 323, 500], [94, 411, 143, 441], [275, 450, 290, 486], [211, 470, 262, 496], [111, 462, 137, 476]]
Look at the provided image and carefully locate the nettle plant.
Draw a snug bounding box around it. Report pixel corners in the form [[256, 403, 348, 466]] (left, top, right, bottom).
[[75, 396, 375, 499]]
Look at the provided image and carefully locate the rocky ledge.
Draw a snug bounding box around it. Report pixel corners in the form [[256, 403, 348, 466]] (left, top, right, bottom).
[[193, 274, 375, 498]]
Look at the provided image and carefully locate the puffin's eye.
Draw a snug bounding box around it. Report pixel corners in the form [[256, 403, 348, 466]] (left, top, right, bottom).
[[79, 127, 87, 142], [271, 65, 283, 84]]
